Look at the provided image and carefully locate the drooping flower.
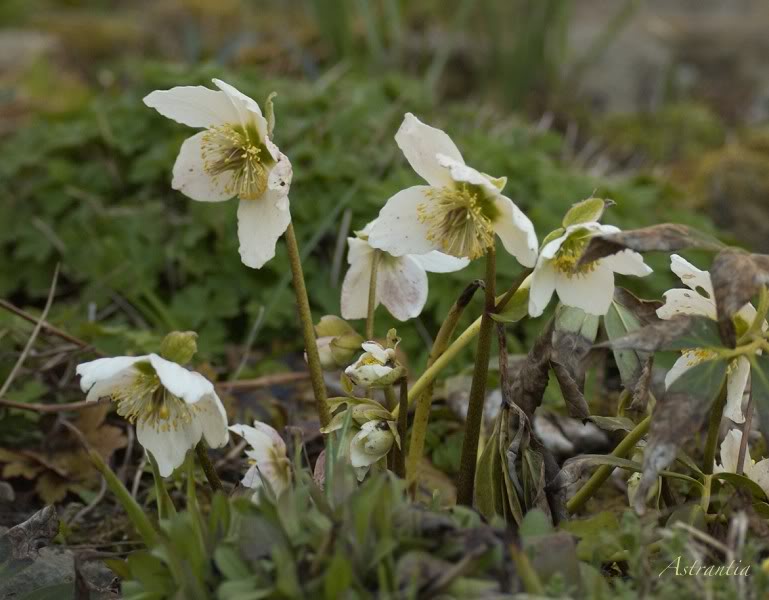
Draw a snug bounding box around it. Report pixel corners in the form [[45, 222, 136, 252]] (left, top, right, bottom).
[[143, 79, 292, 269], [76, 354, 228, 476], [350, 419, 395, 469], [657, 254, 761, 423], [714, 428, 769, 498], [342, 220, 469, 321], [229, 421, 291, 499], [368, 113, 537, 264], [345, 341, 405, 387], [528, 222, 652, 317], [313, 316, 364, 371]]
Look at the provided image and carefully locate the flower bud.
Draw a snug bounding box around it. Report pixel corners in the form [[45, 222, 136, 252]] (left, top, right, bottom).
[[345, 341, 405, 387], [313, 316, 364, 371], [350, 420, 395, 468], [159, 331, 198, 364]]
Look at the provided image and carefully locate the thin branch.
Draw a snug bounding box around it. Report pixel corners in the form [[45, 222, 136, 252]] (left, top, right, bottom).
[[0, 265, 60, 399], [216, 371, 310, 390], [0, 396, 111, 413], [0, 296, 103, 356]]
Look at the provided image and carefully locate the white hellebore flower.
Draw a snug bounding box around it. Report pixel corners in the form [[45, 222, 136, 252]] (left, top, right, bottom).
[[144, 79, 293, 269], [229, 422, 291, 499], [345, 341, 405, 387], [350, 419, 396, 471], [657, 254, 761, 424], [528, 222, 652, 317], [714, 429, 769, 498], [368, 113, 538, 264], [76, 354, 228, 477], [342, 220, 469, 321]]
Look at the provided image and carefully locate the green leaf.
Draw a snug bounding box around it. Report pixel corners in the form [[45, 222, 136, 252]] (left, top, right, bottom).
[[562, 197, 608, 227], [324, 552, 353, 599], [561, 511, 622, 562], [519, 508, 553, 539], [714, 472, 768, 500], [601, 314, 724, 352], [491, 283, 529, 324]]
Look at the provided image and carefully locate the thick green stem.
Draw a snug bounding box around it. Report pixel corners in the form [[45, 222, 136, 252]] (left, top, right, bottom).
[[365, 250, 381, 340], [195, 441, 223, 493], [147, 451, 177, 520], [456, 246, 496, 506], [703, 383, 728, 476], [566, 415, 651, 513], [284, 221, 330, 427], [406, 281, 482, 485], [393, 272, 530, 419]]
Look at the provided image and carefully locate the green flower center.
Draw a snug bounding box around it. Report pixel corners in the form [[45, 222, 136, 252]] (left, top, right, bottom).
[[113, 365, 197, 431], [417, 182, 499, 259], [552, 231, 598, 277], [201, 124, 274, 200]]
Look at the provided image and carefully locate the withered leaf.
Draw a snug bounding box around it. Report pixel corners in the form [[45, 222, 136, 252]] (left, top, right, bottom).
[[578, 223, 724, 266], [710, 249, 769, 347], [598, 314, 723, 353], [748, 354, 769, 450], [635, 358, 728, 513]]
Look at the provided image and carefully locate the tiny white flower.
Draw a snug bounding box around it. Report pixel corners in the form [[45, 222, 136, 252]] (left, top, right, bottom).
[[342, 220, 469, 321], [229, 421, 291, 499], [368, 113, 538, 264], [658, 255, 762, 423], [528, 222, 652, 317], [143, 79, 293, 269], [344, 341, 405, 387], [76, 354, 228, 477], [350, 419, 395, 473], [714, 428, 769, 499]]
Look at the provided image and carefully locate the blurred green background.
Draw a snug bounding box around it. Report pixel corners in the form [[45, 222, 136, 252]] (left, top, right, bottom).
[[3, 0, 769, 390]]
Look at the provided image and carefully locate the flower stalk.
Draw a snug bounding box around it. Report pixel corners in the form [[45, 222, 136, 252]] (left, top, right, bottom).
[[393, 378, 408, 478], [148, 451, 177, 519], [195, 441, 224, 493], [285, 221, 331, 427], [566, 414, 652, 513], [365, 249, 382, 340], [456, 245, 496, 505], [702, 382, 728, 476], [406, 280, 482, 486]]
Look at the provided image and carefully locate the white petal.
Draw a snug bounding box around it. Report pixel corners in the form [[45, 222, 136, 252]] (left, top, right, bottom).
[[394, 113, 462, 187], [149, 354, 215, 405], [554, 265, 615, 316], [138, 418, 202, 477], [409, 251, 469, 273], [212, 78, 268, 140], [492, 195, 538, 268], [341, 241, 375, 320], [172, 131, 235, 202], [241, 464, 263, 489], [230, 422, 286, 459], [143, 86, 237, 128], [76, 356, 148, 394], [378, 255, 428, 321], [438, 155, 498, 194], [361, 342, 389, 362], [237, 197, 292, 269], [84, 369, 138, 403], [715, 428, 743, 474], [724, 357, 750, 424], [196, 393, 229, 448], [368, 186, 437, 257], [664, 351, 703, 389], [601, 250, 652, 277], [540, 231, 569, 260], [670, 254, 714, 297], [267, 152, 293, 202], [349, 430, 380, 468], [657, 288, 717, 320], [528, 259, 557, 317], [749, 459, 769, 498]]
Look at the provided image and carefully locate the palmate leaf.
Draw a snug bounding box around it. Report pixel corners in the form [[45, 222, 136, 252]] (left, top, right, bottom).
[[634, 358, 728, 513]]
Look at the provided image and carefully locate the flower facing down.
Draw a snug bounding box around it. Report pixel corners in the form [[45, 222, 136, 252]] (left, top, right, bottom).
[[368, 113, 537, 264], [229, 422, 291, 499], [528, 222, 652, 317], [76, 354, 228, 476], [657, 254, 762, 423], [715, 428, 769, 499], [345, 341, 405, 387], [342, 220, 469, 321], [144, 79, 292, 269], [350, 420, 396, 471]]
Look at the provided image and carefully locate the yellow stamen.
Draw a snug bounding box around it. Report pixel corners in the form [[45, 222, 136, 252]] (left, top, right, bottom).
[[552, 233, 598, 278], [417, 183, 498, 259], [201, 124, 271, 200], [112, 368, 198, 431]]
